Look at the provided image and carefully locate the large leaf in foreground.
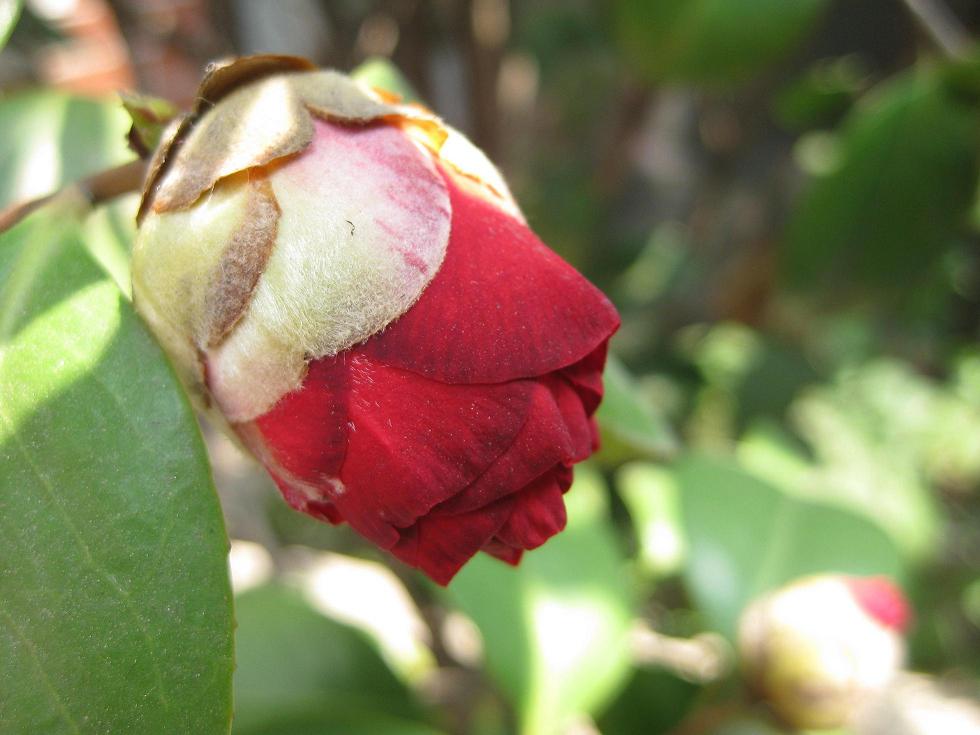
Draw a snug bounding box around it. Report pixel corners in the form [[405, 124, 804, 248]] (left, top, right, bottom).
[[675, 455, 902, 639], [0, 201, 234, 733], [446, 468, 633, 735]]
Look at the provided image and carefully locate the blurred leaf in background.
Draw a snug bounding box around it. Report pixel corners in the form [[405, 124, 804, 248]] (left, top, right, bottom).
[[446, 468, 634, 735], [614, 0, 830, 84], [784, 64, 980, 294], [233, 585, 439, 735], [675, 455, 903, 638]]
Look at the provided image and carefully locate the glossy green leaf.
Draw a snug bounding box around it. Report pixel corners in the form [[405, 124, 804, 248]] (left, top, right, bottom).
[[596, 354, 679, 458], [0, 200, 234, 733], [0, 0, 22, 52], [614, 0, 829, 84], [785, 67, 980, 289], [234, 585, 433, 735], [675, 455, 903, 639], [0, 90, 132, 209], [445, 468, 633, 735]]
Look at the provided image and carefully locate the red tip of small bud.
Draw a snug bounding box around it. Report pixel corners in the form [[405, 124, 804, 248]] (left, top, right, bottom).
[[845, 576, 911, 632]]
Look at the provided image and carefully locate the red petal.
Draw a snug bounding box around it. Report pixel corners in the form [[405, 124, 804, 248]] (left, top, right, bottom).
[[494, 474, 568, 551], [434, 376, 593, 516], [253, 358, 349, 482], [845, 576, 912, 632], [253, 349, 534, 548], [561, 342, 609, 415], [361, 166, 620, 384], [389, 495, 516, 585]]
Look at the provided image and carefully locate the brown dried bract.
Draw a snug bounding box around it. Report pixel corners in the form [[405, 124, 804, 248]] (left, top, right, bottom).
[[137, 54, 519, 224], [200, 177, 281, 348], [137, 54, 315, 222], [151, 76, 312, 212]]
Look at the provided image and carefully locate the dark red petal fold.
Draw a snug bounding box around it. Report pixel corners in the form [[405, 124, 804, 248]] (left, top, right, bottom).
[[560, 342, 609, 415], [361, 167, 620, 384], [251, 350, 533, 548], [494, 474, 567, 550], [434, 375, 594, 516], [389, 495, 516, 585]]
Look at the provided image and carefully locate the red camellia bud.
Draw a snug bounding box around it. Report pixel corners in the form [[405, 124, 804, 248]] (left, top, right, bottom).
[[131, 56, 619, 584], [738, 574, 910, 730]]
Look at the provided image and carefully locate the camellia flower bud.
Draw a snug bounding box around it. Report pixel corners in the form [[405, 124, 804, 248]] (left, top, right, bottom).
[[737, 574, 911, 730], [131, 56, 619, 584]]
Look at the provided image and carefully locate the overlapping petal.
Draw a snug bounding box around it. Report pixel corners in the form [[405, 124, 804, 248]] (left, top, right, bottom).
[[361, 167, 620, 384]]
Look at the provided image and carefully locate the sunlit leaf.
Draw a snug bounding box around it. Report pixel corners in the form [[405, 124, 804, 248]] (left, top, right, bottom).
[[0, 200, 234, 733], [0, 0, 22, 52], [675, 455, 903, 638], [233, 585, 435, 735], [614, 0, 829, 84], [0, 90, 132, 209], [446, 468, 633, 735], [616, 462, 686, 577]]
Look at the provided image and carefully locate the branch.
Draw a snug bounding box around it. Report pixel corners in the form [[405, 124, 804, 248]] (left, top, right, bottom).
[[0, 159, 147, 235], [901, 0, 974, 59]]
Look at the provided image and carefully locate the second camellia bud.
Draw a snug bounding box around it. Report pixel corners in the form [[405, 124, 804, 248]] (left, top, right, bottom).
[[738, 574, 911, 730], [131, 56, 619, 584]]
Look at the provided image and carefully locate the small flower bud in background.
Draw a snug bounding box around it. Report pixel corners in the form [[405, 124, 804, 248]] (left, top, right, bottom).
[[737, 574, 910, 730], [131, 56, 619, 584]]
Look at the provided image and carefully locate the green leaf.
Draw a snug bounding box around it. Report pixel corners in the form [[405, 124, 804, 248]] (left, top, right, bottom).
[[82, 194, 138, 296], [445, 468, 633, 735], [784, 67, 980, 290], [0, 90, 132, 209], [0, 200, 234, 733], [738, 361, 945, 562], [775, 56, 868, 131], [351, 57, 422, 104], [674, 455, 903, 639], [616, 462, 686, 577], [233, 585, 431, 735], [596, 354, 679, 458], [614, 0, 829, 84], [597, 666, 701, 735], [0, 0, 22, 52]]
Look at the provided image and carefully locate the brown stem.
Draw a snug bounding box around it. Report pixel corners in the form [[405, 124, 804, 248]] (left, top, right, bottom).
[[0, 158, 147, 235], [901, 0, 974, 58]]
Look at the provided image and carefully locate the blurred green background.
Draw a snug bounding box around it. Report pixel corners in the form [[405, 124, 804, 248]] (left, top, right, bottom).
[[1, 0, 979, 734]]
